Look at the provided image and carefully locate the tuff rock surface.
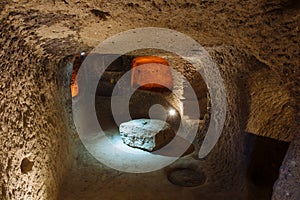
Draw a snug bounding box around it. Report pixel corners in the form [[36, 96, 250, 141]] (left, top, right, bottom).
[[119, 119, 175, 151], [0, 0, 298, 199]]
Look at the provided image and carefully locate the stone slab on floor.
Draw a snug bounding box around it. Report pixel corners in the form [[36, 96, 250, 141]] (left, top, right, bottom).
[[119, 119, 175, 151]]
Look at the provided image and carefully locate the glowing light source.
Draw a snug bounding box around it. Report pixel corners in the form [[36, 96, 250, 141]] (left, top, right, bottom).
[[71, 78, 79, 97], [131, 56, 173, 90], [70, 53, 88, 97], [169, 108, 176, 116]]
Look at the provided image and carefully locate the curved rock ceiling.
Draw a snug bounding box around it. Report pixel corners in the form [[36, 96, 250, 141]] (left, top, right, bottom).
[[0, 0, 299, 199]]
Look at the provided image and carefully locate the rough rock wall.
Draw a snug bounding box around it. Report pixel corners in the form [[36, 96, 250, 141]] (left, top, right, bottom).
[[3, 0, 298, 69], [272, 129, 300, 200], [0, 10, 82, 200], [246, 69, 296, 142], [1, 0, 297, 139], [3, 0, 295, 143], [0, 0, 298, 199], [195, 46, 265, 193]]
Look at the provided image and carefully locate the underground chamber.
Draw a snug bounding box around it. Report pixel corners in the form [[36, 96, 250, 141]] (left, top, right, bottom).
[[57, 51, 291, 200], [0, 2, 298, 199]]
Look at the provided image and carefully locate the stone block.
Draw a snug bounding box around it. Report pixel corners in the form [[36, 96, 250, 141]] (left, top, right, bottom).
[[119, 119, 175, 151]]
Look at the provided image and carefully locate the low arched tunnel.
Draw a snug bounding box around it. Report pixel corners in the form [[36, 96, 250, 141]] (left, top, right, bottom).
[[0, 1, 299, 200]]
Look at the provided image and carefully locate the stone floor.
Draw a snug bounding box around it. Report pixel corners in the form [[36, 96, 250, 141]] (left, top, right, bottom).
[[59, 118, 209, 199], [58, 141, 245, 200], [58, 125, 206, 200], [58, 120, 277, 200]]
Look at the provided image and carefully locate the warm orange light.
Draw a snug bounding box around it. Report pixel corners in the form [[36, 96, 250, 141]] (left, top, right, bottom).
[[70, 54, 85, 97], [71, 77, 79, 97], [131, 56, 173, 90]]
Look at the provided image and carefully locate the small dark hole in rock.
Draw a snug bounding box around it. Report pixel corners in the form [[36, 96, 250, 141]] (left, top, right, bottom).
[[21, 157, 34, 174], [90, 9, 110, 20], [40, 94, 46, 104], [2, 184, 6, 196]]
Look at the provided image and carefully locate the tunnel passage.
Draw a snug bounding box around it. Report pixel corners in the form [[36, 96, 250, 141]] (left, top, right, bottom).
[[0, 1, 299, 199], [69, 50, 210, 131], [52, 46, 299, 200], [68, 50, 213, 167], [66, 47, 293, 199]]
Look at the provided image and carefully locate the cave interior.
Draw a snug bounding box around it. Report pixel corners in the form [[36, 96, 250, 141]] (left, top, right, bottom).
[[0, 1, 299, 200]]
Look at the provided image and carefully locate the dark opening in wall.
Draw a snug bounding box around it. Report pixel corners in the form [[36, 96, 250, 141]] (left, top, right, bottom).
[[246, 132, 290, 199], [96, 54, 129, 97], [20, 157, 34, 174]]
